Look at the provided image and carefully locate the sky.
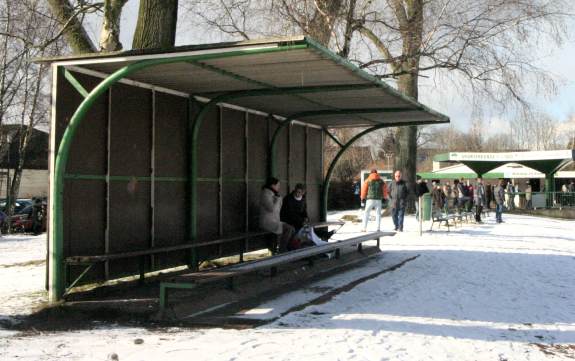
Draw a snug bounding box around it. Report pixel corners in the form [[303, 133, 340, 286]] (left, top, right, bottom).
[[85, 0, 575, 133]]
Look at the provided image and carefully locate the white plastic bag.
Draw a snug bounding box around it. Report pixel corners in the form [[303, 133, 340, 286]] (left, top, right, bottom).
[[297, 225, 329, 246]]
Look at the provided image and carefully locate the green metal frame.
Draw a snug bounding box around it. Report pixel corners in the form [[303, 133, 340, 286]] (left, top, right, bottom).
[[52, 77, 415, 301], [51, 38, 449, 302], [320, 120, 446, 221]]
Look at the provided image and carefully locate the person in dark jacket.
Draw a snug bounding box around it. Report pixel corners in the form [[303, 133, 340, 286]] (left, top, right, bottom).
[[485, 182, 492, 209], [280, 183, 308, 232], [389, 170, 408, 232], [414, 175, 429, 221], [474, 177, 486, 223], [494, 179, 506, 223], [31, 198, 45, 235], [431, 182, 446, 213]]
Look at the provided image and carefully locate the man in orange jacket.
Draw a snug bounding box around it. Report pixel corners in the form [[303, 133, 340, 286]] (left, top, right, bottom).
[[360, 169, 389, 232]]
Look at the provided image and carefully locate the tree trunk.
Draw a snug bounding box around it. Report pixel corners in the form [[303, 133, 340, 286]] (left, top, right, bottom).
[[132, 0, 178, 49], [392, 0, 424, 211], [339, 0, 357, 57], [10, 63, 46, 212], [46, 0, 96, 54], [99, 0, 129, 52]]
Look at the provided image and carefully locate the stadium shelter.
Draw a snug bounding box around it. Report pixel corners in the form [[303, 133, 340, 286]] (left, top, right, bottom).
[[38, 36, 449, 302]]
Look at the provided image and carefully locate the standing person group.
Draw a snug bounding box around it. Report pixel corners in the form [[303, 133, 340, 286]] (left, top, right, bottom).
[[360, 169, 388, 232]]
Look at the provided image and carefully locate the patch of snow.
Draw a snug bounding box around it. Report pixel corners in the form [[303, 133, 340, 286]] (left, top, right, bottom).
[[1, 212, 574, 360]]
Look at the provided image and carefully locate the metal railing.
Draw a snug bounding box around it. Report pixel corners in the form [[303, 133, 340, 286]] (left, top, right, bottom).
[[506, 191, 575, 210]]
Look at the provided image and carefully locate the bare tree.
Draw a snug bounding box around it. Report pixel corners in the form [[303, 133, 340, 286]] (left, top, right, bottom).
[[510, 110, 561, 151], [349, 0, 572, 205], [186, 0, 573, 209], [0, 0, 64, 220]]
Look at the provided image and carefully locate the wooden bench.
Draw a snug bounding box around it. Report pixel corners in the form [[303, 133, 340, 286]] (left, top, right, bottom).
[[158, 231, 393, 314], [64, 231, 272, 295]]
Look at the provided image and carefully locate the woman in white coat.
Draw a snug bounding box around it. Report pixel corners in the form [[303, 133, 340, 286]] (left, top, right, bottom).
[[259, 177, 294, 253]]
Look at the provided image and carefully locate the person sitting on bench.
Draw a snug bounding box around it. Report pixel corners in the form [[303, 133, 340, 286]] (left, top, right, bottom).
[[280, 183, 308, 232], [259, 177, 295, 254]]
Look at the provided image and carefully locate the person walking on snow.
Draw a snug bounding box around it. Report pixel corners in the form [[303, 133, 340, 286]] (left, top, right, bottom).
[[360, 169, 388, 232]]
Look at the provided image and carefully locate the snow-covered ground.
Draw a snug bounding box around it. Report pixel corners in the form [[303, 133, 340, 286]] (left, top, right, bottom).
[[1, 212, 575, 360]]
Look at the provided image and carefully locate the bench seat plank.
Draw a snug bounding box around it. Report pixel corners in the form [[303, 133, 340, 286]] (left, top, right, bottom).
[[66, 231, 271, 265], [173, 231, 392, 283]]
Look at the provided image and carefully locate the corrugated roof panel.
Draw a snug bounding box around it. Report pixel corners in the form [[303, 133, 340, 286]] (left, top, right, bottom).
[[44, 37, 449, 128]]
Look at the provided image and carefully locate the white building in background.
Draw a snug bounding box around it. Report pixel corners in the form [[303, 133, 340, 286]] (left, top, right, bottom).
[[0, 125, 48, 200], [0, 169, 48, 198]]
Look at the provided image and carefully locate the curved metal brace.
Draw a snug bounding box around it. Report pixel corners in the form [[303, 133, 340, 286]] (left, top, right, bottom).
[[320, 124, 390, 221], [319, 119, 442, 221]]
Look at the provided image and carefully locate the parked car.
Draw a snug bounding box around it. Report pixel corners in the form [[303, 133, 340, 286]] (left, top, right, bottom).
[[0, 199, 46, 234], [0, 199, 33, 214]]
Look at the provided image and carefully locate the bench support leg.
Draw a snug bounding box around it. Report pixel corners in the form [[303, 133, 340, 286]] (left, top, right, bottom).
[[227, 277, 235, 290], [138, 256, 146, 284], [159, 282, 198, 317], [159, 283, 168, 315], [308, 257, 315, 267], [357, 243, 363, 253], [63, 264, 94, 297]]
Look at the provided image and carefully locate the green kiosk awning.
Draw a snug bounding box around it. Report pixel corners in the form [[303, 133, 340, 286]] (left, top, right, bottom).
[[434, 150, 575, 176]]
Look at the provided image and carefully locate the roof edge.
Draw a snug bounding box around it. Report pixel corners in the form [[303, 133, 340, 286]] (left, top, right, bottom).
[[33, 35, 307, 64], [303, 37, 450, 124]]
